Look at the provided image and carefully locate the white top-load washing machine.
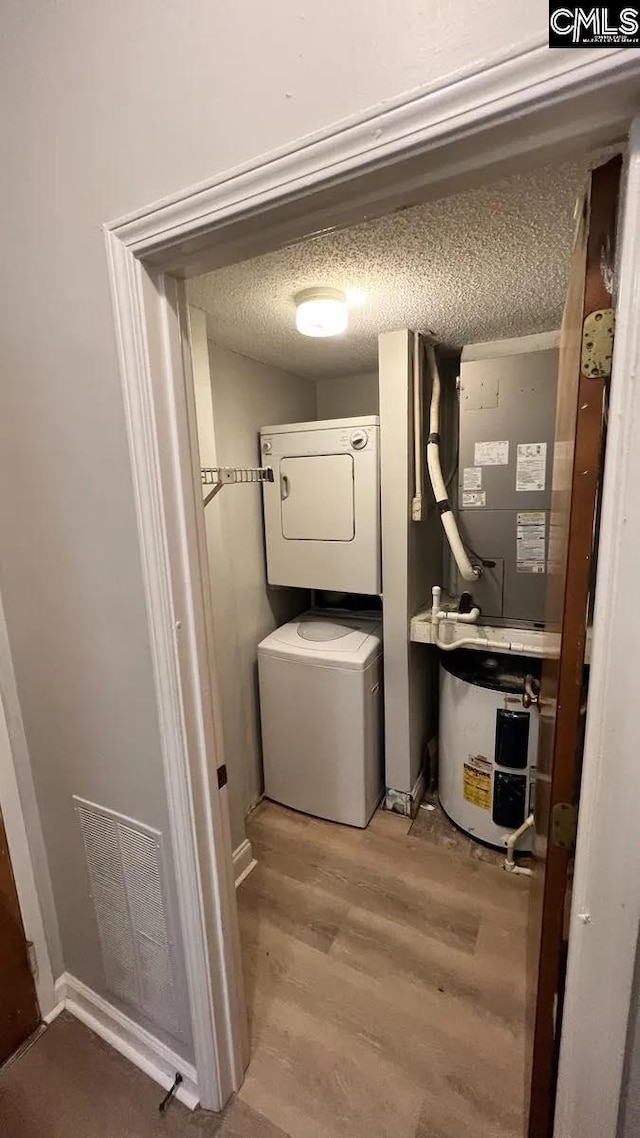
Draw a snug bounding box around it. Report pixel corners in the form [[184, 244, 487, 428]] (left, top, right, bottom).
[[258, 614, 383, 828], [260, 416, 381, 595]]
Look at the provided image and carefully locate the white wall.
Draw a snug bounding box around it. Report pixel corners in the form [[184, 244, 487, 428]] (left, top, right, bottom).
[[315, 372, 379, 419], [190, 306, 247, 860], [206, 344, 316, 840], [0, 0, 554, 1058]]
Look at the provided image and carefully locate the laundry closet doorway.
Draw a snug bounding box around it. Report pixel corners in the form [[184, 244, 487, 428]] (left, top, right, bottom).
[[101, 57, 637, 1133], [184, 146, 625, 1138]]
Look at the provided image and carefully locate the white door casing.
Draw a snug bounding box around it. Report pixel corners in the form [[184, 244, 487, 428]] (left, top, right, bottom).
[[0, 592, 60, 1019]]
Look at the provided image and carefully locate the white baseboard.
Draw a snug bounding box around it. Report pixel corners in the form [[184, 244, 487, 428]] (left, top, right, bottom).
[[233, 838, 257, 888], [54, 973, 199, 1109], [43, 1000, 65, 1025]]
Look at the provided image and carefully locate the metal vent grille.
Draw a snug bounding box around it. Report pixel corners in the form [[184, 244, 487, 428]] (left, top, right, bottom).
[[75, 798, 183, 1041]]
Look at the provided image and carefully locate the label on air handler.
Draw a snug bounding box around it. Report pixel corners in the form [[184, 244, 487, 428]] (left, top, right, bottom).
[[462, 490, 486, 509], [463, 466, 482, 490], [516, 510, 546, 574], [474, 440, 509, 466], [516, 442, 547, 492], [463, 754, 492, 810]]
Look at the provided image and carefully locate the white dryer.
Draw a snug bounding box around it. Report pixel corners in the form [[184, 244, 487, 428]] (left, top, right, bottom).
[[258, 614, 383, 828], [260, 416, 381, 595]]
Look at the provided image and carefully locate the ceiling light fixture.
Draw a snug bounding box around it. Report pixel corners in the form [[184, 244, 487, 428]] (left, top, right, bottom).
[[295, 288, 348, 338]]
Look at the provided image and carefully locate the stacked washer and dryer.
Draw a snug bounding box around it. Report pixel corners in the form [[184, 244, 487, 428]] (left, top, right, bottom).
[[257, 416, 384, 829], [254, 336, 557, 847]]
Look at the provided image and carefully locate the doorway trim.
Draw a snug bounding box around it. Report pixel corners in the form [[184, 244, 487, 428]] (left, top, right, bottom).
[[104, 41, 640, 1124], [0, 592, 59, 1019], [554, 119, 640, 1138]]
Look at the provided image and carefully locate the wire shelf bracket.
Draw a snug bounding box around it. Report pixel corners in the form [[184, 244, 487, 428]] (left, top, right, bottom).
[[201, 466, 274, 507]]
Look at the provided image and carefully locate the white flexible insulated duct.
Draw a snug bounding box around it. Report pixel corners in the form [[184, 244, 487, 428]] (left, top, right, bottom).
[[425, 341, 480, 583]]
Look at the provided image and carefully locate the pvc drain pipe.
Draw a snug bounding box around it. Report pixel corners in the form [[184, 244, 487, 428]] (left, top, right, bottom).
[[504, 813, 534, 877]]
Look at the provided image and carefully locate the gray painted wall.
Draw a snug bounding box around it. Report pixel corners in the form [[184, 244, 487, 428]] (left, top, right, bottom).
[[190, 306, 248, 858], [315, 372, 379, 419], [206, 344, 316, 840]]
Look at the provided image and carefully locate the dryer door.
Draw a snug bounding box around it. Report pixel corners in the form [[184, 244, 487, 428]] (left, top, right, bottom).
[[280, 454, 355, 541]]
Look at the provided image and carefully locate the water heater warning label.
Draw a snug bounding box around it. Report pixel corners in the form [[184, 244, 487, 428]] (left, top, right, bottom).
[[517, 511, 546, 573], [463, 755, 492, 810]]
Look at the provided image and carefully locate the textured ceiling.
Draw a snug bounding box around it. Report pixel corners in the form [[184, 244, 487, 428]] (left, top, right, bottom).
[[188, 161, 587, 379]]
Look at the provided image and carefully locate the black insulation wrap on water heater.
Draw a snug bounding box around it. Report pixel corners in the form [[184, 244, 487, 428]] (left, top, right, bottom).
[[492, 771, 527, 830], [494, 709, 530, 770]]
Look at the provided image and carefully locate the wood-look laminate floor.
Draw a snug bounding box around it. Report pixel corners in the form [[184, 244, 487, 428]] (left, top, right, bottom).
[[235, 801, 529, 1138], [0, 803, 528, 1138]]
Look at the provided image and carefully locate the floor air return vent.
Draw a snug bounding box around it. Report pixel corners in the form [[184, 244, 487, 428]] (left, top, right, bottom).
[[74, 797, 185, 1042]]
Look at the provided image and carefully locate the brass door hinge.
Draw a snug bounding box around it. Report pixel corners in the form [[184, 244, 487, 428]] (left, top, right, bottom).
[[582, 309, 614, 378], [551, 802, 578, 852]]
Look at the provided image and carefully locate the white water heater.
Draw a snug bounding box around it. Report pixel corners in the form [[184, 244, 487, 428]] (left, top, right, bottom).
[[439, 651, 540, 849]]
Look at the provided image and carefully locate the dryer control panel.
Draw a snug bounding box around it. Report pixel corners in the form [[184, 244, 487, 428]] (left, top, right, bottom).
[[262, 423, 373, 456], [349, 428, 369, 450]]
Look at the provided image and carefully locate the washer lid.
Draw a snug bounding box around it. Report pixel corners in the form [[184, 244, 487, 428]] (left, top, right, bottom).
[[258, 613, 382, 668], [297, 620, 352, 642]]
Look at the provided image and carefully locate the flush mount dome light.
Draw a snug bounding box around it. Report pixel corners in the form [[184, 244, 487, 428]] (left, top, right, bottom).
[[295, 288, 348, 338]]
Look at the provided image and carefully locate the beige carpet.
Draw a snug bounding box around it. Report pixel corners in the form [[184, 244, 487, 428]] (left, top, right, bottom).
[[0, 1013, 284, 1138]]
